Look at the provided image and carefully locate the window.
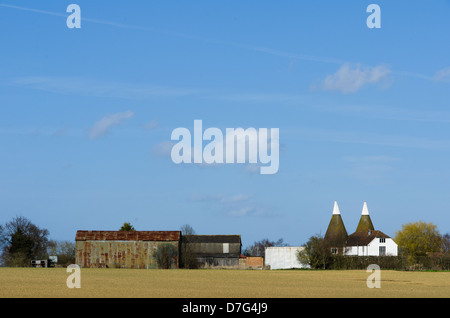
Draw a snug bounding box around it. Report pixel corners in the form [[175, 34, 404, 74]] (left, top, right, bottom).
[[331, 248, 338, 254], [379, 238, 386, 243], [379, 246, 386, 256], [223, 243, 229, 253]]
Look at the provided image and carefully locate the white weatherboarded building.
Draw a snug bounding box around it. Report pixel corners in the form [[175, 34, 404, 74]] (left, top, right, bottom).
[[344, 230, 398, 256], [264, 246, 309, 270], [344, 202, 398, 256]]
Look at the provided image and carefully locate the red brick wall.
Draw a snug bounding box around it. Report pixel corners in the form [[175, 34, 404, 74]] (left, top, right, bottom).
[[246, 257, 263, 268]]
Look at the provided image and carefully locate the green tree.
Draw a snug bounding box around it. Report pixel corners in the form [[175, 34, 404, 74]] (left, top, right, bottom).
[[0, 216, 50, 267], [119, 222, 135, 231], [394, 221, 443, 263], [297, 234, 332, 269]]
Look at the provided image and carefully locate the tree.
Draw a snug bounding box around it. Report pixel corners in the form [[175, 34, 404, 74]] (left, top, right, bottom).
[[243, 238, 287, 258], [394, 221, 443, 263], [442, 233, 450, 254], [180, 224, 196, 235], [47, 240, 75, 266], [119, 222, 135, 231], [0, 216, 50, 267], [180, 224, 198, 269], [155, 243, 178, 269], [297, 234, 332, 269]]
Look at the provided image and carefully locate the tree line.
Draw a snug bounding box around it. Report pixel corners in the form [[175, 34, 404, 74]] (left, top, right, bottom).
[[1, 216, 448, 270], [0, 216, 75, 267], [298, 221, 450, 270], [0, 218, 196, 269]]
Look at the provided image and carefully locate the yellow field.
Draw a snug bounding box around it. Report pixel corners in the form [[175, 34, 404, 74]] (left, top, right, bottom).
[[0, 268, 449, 298]]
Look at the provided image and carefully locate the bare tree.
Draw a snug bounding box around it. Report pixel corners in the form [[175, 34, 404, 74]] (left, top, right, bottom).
[[155, 243, 178, 269], [180, 224, 195, 235], [47, 240, 75, 266], [179, 225, 199, 268], [243, 238, 287, 258]]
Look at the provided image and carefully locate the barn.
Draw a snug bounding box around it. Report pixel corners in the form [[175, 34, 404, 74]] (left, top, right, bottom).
[[181, 235, 242, 268], [75, 230, 181, 269]]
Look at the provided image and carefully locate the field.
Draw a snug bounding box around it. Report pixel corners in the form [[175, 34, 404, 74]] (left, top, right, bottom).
[[0, 268, 449, 298]]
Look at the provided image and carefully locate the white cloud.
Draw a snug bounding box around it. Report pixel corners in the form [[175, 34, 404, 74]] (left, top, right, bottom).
[[151, 141, 175, 157], [341, 155, 400, 164], [341, 155, 400, 185], [189, 194, 251, 204], [188, 193, 275, 217], [319, 64, 391, 94], [293, 128, 450, 150], [143, 119, 158, 130], [433, 67, 450, 82], [89, 111, 134, 140]]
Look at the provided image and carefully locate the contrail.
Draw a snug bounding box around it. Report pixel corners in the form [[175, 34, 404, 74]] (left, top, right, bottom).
[[0, 3, 443, 81], [0, 3, 148, 30], [0, 3, 66, 17], [0, 3, 344, 65]]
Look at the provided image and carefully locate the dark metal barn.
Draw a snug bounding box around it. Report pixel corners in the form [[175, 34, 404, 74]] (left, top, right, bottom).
[[182, 235, 242, 267]]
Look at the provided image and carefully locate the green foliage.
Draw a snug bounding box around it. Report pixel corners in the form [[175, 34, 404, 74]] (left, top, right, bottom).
[[394, 221, 443, 264], [298, 234, 332, 269], [9, 227, 34, 259], [0, 216, 49, 267], [119, 222, 135, 231]]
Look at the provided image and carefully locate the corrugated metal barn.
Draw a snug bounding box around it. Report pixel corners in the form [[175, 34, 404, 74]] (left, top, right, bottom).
[[75, 230, 181, 269], [182, 235, 242, 267]]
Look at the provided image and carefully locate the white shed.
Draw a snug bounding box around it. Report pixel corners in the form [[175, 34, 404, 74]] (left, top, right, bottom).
[[264, 246, 309, 270]]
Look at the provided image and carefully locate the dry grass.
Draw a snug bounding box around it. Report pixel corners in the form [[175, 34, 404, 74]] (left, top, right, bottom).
[[0, 268, 449, 298]]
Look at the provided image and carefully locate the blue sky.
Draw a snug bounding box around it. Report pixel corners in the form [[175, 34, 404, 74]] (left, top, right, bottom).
[[1, 1, 449, 249]]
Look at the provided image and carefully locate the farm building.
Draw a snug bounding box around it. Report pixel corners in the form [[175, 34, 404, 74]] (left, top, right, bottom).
[[324, 202, 398, 256], [75, 230, 181, 269], [344, 202, 398, 256], [264, 246, 308, 270], [324, 201, 348, 253], [181, 235, 242, 267], [239, 256, 264, 269]]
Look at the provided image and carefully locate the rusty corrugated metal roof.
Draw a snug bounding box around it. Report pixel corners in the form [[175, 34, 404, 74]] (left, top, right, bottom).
[[75, 230, 181, 241]]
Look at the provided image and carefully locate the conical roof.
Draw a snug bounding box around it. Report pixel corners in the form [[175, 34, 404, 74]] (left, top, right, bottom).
[[355, 202, 375, 232], [324, 201, 348, 247]]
